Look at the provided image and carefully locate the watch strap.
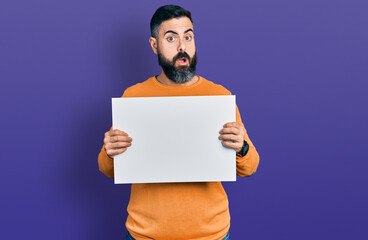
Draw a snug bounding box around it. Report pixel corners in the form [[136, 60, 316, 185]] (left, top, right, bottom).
[[236, 140, 249, 157]]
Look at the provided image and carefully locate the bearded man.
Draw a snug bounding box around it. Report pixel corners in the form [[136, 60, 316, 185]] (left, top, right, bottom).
[[98, 5, 260, 240]]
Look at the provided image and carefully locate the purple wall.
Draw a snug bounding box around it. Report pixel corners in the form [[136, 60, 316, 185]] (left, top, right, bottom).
[[1, 0, 367, 239]]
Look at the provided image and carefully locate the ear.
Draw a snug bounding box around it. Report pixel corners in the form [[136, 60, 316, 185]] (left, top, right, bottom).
[[149, 37, 158, 55]]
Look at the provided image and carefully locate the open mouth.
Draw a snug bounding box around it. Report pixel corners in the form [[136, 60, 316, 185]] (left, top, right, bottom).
[[176, 57, 188, 65]]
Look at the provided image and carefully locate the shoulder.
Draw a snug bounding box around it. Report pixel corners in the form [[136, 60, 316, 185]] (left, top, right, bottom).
[[120, 76, 154, 97], [199, 76, 232, 95]]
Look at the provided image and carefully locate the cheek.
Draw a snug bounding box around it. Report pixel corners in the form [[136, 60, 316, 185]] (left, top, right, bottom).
[[188, 42, 196, 55], [159, 42, 177, 56]]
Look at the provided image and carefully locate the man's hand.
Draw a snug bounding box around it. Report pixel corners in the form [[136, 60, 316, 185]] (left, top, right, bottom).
[[218, 122, 245, 153], [104, 129, 133, 158]]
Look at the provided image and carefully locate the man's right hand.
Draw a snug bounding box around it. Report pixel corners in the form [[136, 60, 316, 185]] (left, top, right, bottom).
[[104, 129, 133, 159]]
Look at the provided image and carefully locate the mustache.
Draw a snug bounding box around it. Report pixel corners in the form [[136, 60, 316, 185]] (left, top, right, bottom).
[[173, 52, 191, 62]]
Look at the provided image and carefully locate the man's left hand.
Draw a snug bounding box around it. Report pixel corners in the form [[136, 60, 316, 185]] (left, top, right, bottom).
[[218, 122, 245, 153]]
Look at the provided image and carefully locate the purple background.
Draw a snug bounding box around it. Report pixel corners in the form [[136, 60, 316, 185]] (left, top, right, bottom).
[[1, 0, 367, 239]]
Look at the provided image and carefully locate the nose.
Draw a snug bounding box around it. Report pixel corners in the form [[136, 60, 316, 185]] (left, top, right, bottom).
[[178, 38, 186, 52]]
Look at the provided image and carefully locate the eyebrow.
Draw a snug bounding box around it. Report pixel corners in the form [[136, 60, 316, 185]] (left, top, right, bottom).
[[164, 28, 193, 36]]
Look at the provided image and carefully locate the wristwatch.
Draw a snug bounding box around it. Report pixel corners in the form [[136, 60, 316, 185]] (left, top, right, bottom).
[[236, 140, 249, 157]]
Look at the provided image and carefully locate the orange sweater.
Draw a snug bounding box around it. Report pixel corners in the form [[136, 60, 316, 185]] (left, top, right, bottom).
[[98, 75, 260, 240]]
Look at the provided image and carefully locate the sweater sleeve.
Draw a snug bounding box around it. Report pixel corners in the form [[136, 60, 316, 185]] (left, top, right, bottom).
[[235, 104, 260, 177]]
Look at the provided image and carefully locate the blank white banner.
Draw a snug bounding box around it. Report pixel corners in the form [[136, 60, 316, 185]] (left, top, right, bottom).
[[112, 95, 236, 184]]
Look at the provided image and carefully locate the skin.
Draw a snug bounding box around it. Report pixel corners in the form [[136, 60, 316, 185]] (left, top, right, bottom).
[[104, 16, 245, 158]]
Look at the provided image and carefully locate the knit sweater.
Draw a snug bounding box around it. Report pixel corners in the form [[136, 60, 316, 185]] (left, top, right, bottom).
[[98, 75, 260, 240]]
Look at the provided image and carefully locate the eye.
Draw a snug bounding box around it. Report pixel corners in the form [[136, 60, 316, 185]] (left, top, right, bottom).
[[167, 36, 175, 42], [185, 35, 192, 41]]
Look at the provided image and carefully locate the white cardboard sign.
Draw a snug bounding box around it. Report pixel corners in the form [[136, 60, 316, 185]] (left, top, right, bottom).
[[112, 95, 236, 184]]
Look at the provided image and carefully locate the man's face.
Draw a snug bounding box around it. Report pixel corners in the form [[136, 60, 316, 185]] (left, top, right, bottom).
[[155, 17, 197, 83]]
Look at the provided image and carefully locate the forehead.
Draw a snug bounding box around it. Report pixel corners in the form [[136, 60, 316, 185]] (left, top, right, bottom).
[[159, 17, 194, 35]]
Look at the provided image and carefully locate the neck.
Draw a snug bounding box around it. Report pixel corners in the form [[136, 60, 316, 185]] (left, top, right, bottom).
[[156, 71, 198, 86]]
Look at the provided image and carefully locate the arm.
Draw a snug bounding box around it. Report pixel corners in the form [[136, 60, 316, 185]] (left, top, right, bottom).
[[98, 90, 132, 178], [98, 127, 133, 178], [235, 105, 260, 177], [98, 127, 114, 178]]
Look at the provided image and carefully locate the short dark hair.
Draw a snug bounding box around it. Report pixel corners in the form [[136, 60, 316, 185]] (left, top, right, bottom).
[[150, 5, 193, 39]]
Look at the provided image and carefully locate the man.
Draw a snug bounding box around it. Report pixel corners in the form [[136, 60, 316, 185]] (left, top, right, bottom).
[[98, 5, 260, 240]]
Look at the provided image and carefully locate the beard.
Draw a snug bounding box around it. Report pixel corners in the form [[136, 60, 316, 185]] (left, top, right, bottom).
[[157, 48, 197, 84]]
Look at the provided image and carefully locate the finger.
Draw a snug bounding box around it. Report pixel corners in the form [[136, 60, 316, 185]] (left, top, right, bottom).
[[106, 147, 127, 157], [221, 140, 241, 150], [223, 122, 239, 128], [109, 141, 132, 149], [109, 129, 128, 137], [105, 141, 130, 150], [109, 135, 132, 143], [219, 126, 241, 135], [219, 134, 242, 143]]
